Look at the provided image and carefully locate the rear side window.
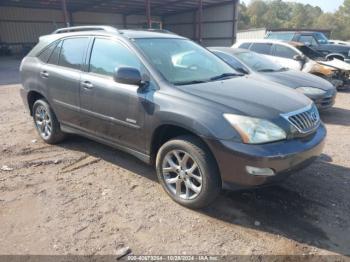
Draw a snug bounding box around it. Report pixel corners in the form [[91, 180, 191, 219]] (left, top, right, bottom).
[[239, 43, 251, 49], [48, 41, 62, 65], [38, 42, 57, 63], [89, 38, 141, 77], [273, 44, 298, 59], [250, 43, 272, 55], [58, 38, 89, 70]]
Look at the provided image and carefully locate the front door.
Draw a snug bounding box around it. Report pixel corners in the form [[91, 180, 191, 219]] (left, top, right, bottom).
[[271, 44, 302, 70], [79, 37, 148, 151]]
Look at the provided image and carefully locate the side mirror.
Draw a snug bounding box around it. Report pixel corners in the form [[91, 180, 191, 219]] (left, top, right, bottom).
[[304, 41, 312, 47], [293, 54, 304, 61], [114, 67, 142, 86]]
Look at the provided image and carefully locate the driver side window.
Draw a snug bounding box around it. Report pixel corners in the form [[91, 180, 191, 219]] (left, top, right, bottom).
[[89, 38, 141, 77], [273, 44, 298, 59], [299, 35, 318, 46]]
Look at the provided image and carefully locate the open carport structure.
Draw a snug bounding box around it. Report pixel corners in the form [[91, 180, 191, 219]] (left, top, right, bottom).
[[0, 0, 239, 54]]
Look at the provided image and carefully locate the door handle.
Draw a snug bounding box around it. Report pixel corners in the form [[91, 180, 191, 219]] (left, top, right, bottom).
[[81, 81, 93, 89], [40, 71, 49, 78]]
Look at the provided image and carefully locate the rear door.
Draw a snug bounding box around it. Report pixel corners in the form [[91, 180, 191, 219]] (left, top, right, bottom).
[[79, 37, 147, 151], [271, 43, 302, 70], [41, 37, 90, 127]]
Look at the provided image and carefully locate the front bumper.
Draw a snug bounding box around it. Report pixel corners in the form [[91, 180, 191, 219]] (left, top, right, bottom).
[[205, 124, 326, 189], [309, 89, 337, 110]]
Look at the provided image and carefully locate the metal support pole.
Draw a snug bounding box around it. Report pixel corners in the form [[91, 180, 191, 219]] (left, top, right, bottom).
[[61, 0, 70, 27], [145, 0, 152, 29], [197, 0, 203, 44], [232, 0, 238, 45], [69, 11, 74, 27], [123, 14, 127, 29]]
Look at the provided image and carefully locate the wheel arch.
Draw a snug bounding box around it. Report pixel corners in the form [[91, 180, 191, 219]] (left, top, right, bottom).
[[326, 53, 345, 61], [27, 90, 47, 116], [149, 124, 218, 168]]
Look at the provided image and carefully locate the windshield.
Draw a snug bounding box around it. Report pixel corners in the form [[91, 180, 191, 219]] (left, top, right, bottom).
[[314, 32, 329, 44], [133, 38, 239, 85], [295, 45, 324, 60], [235, 51, 285, 72]]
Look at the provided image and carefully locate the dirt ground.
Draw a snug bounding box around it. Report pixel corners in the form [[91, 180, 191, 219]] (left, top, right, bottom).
[[0, 61, 350, 259]]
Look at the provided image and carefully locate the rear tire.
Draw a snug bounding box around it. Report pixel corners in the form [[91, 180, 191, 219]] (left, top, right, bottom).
[[32, 99, 66, 144], [156, 135, 221, 209]]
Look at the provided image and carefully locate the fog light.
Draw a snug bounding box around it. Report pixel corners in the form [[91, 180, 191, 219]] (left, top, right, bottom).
[[246, 166, 275, 176]]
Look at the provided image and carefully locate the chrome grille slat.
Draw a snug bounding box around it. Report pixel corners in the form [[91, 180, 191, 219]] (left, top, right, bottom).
[[281, 104, 320, 134], [301, 113, 311, 128]]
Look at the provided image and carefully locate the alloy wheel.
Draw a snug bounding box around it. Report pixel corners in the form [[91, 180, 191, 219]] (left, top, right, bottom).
[[34, 105, 52, 140], [162, 150, 202, 200]]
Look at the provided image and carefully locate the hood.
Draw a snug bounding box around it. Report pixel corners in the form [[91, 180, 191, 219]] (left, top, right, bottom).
[[178, 75, 312, 120], [258, 69, 335, 91], [319, 43, 350, 53], [318, 59, 350, 71]]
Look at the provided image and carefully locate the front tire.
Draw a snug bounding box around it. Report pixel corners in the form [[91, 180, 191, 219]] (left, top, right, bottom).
[[156, 135, 221, 209], [32, 99, 66, 144]]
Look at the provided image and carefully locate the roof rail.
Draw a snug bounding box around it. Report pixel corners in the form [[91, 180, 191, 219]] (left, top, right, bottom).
[[52, 26, 119, 34]]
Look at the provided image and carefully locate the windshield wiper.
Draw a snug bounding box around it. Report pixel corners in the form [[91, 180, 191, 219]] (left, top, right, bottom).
[[257, 68, 277, 72], [173, 80, 208, 86], [210, 72, 243, 81]]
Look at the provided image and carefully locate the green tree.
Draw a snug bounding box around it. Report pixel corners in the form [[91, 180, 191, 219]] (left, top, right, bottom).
[[237, 0, 350, 41]]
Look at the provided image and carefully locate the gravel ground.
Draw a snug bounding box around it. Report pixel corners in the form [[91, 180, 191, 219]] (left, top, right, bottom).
[[0, 72, 350, 259]]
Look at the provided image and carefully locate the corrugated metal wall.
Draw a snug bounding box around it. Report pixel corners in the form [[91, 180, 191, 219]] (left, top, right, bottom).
[[236, 28, 267, 41], [0, 6, 158, 53], [163, 3, 237, 47], [0, 3, 236, 53]]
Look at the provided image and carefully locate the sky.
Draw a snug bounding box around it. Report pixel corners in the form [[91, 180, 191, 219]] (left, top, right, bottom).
[[241, 0, 344, 12]]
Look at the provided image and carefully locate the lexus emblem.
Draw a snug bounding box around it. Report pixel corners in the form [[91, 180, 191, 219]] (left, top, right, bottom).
[[310, 111, 318, 123]]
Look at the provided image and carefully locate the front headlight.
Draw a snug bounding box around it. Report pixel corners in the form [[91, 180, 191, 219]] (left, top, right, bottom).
[[296, 87, 326, 95], [223, 114, 287, 144]]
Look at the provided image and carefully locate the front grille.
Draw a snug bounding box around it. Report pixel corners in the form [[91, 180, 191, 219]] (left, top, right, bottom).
[[282, 104, 320, 134]]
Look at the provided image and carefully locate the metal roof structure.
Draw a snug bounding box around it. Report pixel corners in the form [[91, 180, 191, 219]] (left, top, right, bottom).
[[0, 0, 235, 16]]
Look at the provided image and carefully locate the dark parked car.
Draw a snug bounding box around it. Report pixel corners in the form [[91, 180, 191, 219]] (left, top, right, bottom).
[[266, 31, 350, 63], [209, 47, 337, 110], [20, 26, 326, 208]]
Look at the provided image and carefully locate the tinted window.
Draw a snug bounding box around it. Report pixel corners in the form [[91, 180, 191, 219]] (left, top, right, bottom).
[[314, 32, 329, 44], [250, 43, 272, 55], [89, 38, 140, 77], [58, 38, 89, 70], [213, 51, 248, 72], [299, 35, 318, 46], [239, 43, 251, 49], [273, 44, 298, 59], [48, 41, 62, 65], [266, 32, 294, 41], [38, 42, 57, 63]]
